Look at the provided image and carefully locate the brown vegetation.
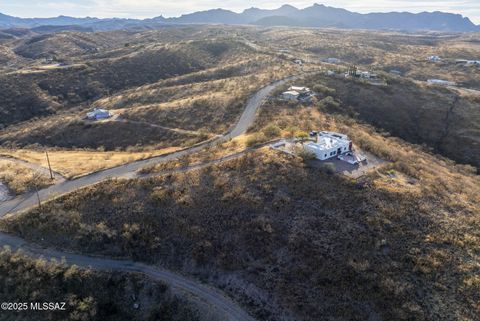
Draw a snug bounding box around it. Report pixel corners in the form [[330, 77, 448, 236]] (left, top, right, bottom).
[[3, 120, 478, 320], [0, 248, 200, 321], [303, 73, 480, 168], [0, 159, 52, 194]]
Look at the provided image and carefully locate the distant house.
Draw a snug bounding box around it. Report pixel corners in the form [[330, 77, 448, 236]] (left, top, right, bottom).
[[427, 79, 456, 86], [326, 70, 336, 76], [455, 59, 480, 66], [466, 60, 480, 66], [358, 71, 376, 79], [293, 59, 304, 65], [323, 58, 340, 64], [282, 90, 300, 101], [346, 70, 378, 80], [86, 108, 112, 120], [428, 55, 441, 62], [288, 86, 311, 94], [304, 131, 352, 160]]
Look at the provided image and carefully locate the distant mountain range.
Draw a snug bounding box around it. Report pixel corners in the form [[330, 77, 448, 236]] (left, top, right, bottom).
[[1, 3, 479, 32]]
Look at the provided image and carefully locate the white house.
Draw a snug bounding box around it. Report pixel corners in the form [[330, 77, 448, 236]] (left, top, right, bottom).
[[288, 86, 311, 94], [304, 131, 352, 160], [282, 90, 300, 101], [86, 108, 112, 120], [427, 79, 456, 86], [293, 59, 303, 65], [466, 60, 480, 66], [428, 55, 441, 62], [324, 58, 340, 64]]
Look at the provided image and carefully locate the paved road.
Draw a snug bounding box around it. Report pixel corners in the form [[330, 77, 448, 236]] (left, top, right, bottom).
[[0, 77, 293, 217], [0, 76, 296, 321]]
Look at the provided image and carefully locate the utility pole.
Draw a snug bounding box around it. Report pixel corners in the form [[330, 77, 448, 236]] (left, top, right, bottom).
[[34, 184, 41, 209], [31, 172, 42, 209], [45, 150, 54, 180]]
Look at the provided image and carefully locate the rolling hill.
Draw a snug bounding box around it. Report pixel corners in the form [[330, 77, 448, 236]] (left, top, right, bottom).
[[0, 38, 255, 128]]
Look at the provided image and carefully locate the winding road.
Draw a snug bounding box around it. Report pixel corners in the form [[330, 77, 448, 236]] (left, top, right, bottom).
[[0, 76, 295, 321]]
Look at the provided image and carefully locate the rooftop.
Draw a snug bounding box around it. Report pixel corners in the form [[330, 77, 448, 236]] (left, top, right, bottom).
[[306, 132, 351, 151]]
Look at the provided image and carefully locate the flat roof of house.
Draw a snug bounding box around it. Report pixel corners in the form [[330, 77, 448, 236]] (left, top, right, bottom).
[[306, 133, 350, 151], [283, 90, 300, 95], [289, 86, 310, 91]]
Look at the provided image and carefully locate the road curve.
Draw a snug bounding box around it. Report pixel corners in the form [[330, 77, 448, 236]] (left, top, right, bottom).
[[0, 76, 293, 217], [0, 76, 296, 321], [0, 232, 255, 321]]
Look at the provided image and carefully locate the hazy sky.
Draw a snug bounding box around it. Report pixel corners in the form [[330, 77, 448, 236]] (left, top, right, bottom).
[[2, 1, 479, 24]]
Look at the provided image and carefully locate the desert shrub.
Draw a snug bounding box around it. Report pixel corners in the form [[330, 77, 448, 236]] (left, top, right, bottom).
[[0, 249, 200, 321], [295, 131, 309, 139], [262, 124, 282, 139], [313, 84, 336, 96], [246, 133, 267, 147], [0, 160, 52, 194], [317, 96, 340, 110], [297, 149, 316, 161]]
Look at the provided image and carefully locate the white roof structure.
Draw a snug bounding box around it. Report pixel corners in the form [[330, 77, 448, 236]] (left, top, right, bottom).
[[324, 58, 340, 63], [427, 79, 456, 86], [304, 131, 352, 160], [288, 86, 311, 93], [86, 108, 112, 119], [428, 55, 441, 61]]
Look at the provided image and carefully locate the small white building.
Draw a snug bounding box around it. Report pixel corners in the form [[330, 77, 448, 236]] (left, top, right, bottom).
[[427, 79, 456, 86], [324, 58, 340, 64], [466, 60, 480, 66], [288, 86, 311, 94], [326, 70, 336, 76], [304, 131, 352, 160], [428, 55, 441, 62], [86, 108, 112, 120], [282, 90, 300, 101], [293, 59, 303, 65]]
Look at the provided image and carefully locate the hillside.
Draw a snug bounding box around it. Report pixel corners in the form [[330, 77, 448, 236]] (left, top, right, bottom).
[[0, 249, 201, 321], [0, 37, 258, 128], [305, 74, 480, 168], [2, 109, 478, 320]]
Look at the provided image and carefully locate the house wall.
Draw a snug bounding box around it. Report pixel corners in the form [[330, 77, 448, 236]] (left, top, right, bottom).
[[283, 93, 299, 101], [305, 141, 350, 160]]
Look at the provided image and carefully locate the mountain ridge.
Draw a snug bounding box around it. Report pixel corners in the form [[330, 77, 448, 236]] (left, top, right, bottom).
[[0, 3, 479, 32]]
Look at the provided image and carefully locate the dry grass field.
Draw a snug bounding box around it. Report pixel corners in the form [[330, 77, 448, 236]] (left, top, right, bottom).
[[0, 159, 52, 194], [0, 148, 179, 179]]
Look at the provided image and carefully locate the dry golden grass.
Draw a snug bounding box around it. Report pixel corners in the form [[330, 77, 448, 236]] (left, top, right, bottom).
[[0, 160, 52, 194], [0, 148, 179, 179], [140, 135, 252, 174]]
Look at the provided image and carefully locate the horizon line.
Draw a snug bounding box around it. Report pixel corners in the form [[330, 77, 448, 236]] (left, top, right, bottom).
[[1, 3, 478, 25]]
